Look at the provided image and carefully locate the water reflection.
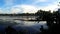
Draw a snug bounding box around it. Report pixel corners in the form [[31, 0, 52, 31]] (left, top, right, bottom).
[[13, 20, 48, 33], [0, 20, 48, 34], [14, 20, 47, 26]]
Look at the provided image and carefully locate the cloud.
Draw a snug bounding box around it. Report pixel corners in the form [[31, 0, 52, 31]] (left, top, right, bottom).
[[10, 2, 58, 13], [58, 0, 60, 2], [36, 0, 48, 2], [39, 1, 59, 12], [32, 0, 48, 5], [11, 7, 22, 13], [1, 0, 59, 13], [10, 5, 38, 13], [5, 0, 14, 6], [41, 5, 58, 12], [0, 9, 7, 14], [0, 8, 4, 13], [20, 5, 38, 13]]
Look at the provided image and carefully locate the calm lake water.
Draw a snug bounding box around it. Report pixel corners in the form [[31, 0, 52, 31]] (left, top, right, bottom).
[[0, 20, 48, 34]]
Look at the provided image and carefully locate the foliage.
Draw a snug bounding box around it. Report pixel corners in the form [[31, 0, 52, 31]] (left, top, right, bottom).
[[38, 10, 60, 34]]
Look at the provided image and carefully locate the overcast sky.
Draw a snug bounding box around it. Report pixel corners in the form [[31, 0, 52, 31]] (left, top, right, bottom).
[[0, 0, 60, 13]]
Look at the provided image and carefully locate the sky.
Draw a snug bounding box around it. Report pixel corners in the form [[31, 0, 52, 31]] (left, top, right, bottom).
[[0, 0, 60, 13]]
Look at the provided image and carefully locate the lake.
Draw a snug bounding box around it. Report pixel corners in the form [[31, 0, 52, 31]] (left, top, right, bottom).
[[0, 20, 48, 34]]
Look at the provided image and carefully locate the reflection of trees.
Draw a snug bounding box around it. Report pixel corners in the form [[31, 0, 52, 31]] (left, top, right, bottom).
[[0, 9, 60, 34], [38, 10, 60, 34]]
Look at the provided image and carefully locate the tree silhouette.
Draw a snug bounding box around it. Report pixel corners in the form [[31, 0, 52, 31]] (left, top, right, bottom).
[[39, 10, 60, 34]]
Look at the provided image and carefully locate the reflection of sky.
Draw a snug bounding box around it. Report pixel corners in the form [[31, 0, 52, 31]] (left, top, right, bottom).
[[14, 20, 48, 29], [13, 20, 48, 33], [0, 20, 48, 34], [14, 20, 46, 26]]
